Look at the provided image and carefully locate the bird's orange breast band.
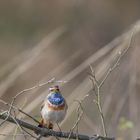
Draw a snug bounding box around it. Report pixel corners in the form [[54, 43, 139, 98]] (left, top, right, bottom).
[[47, 102, 65, 110]]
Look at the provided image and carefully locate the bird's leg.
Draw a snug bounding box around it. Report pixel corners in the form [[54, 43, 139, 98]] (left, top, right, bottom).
[[38, 118, 53, 129], [56, 123, 62, 132]]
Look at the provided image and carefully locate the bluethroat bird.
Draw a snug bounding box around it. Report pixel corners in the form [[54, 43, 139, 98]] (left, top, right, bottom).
[[38, 85, 67, 129]]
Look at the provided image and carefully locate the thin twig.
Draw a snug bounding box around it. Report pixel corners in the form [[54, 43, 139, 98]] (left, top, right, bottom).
[[14, 77, 55, 99], [21, 126, 38, 139], [68, 100, 84, 140], [89, 66, 107, 137], [11, 115, 27, 140], [99, 27, 135, 88]]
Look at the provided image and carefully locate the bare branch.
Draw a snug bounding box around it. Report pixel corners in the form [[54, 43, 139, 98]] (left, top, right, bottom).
[[0, 113, 114, 140]]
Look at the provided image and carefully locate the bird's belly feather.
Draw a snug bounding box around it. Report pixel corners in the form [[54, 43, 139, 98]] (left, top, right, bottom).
[[41, 107, 66, 123]]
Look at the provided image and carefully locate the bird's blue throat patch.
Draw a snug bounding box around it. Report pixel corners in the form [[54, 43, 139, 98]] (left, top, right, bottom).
[[48, 92, 64, 105]]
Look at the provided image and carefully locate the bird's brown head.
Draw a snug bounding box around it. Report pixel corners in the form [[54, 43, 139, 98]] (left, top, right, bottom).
[[49, 85, 60, 92]]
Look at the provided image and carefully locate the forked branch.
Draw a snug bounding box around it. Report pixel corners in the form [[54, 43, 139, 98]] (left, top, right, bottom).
[[89, 27, 136, 137]]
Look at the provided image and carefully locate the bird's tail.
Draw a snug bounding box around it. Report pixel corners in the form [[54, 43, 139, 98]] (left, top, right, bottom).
[[38, 119, 44, 128]]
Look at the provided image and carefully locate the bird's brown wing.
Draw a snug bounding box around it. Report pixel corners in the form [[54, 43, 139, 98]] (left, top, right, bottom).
[[40, 102, 45, 111], [64, 99, 68, 110]]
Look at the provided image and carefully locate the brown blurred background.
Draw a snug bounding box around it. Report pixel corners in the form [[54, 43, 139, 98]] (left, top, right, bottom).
[[0, 1, 140, 140]]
